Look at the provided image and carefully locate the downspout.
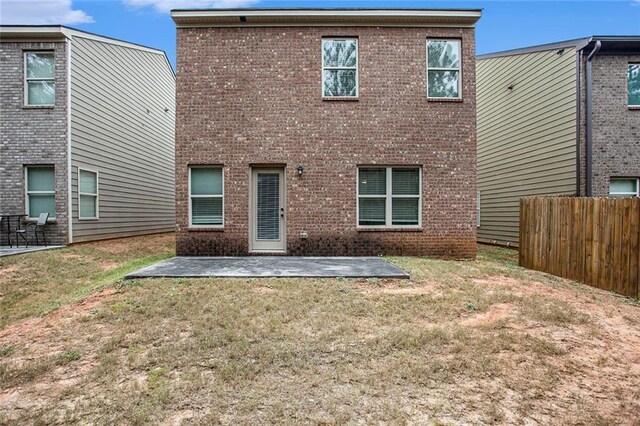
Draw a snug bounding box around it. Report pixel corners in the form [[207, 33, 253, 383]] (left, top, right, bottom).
[[585, 40, 601, 197], [575, 49, 581, 196], [65, 35, 73, 244]]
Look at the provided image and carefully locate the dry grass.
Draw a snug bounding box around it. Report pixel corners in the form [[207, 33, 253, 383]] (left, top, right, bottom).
[[1, 235, 639, 425]]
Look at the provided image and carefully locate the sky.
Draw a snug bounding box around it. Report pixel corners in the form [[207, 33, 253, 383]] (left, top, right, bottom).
[[1, 0, 639, 70]]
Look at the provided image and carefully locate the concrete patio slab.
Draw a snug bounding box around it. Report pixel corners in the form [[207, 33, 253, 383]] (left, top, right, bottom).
[[0, 245, 65, 258], [125, 257, 409, 279]]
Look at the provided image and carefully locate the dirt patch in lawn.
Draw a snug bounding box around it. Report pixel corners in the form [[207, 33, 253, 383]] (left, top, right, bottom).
[[460, 302, 514, 326], [0, 287, 116, 342], [0, 265, 19, 285], [88, 233, 174, 254], [355, 280, 440, 295]]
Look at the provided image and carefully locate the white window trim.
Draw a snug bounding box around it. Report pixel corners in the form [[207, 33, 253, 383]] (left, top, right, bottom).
[[477, 190, 481, 228], [188, 166, 224, 228], [426, 39, 462, 100], [24, 51, 55, 107], [628, 63, 640, 107], [78, 168, 99, 220], [322, 38, 359, 98], [357, 166, 422, 229], [609, 177, 639, 197], [24, 165, 56, 220]]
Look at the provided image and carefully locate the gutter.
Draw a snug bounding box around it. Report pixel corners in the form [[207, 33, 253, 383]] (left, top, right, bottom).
[[585, 40, 601, 197]]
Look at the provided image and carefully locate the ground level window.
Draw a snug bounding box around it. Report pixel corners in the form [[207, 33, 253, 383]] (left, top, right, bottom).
[[189, 166, 223, 227], [358, 167, 421, 227], [79, 169, 98, 219], [25, 166, 55, 219], [609, 178, 639, 197]]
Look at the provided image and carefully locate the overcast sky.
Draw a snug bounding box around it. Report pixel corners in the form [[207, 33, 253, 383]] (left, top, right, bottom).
[[1, 0, 639, 70]]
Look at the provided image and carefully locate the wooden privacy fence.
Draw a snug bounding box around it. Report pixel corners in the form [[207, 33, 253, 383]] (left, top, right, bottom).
[[519, 197, 640, 298]]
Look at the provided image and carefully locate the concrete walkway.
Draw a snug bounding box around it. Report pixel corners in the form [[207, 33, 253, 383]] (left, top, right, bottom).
[[0, 245, 65, 258], [125, 257, 409, 279]]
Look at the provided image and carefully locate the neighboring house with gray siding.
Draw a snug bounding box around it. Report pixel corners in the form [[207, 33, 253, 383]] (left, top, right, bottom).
[[477, 36, 640, 247], [0, 26, 175, 245]]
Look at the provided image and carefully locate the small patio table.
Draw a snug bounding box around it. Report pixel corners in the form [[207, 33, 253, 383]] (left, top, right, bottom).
[[0, 214, 28, 248]]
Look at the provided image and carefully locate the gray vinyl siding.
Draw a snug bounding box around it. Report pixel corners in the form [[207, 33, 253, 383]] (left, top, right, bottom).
[[69, 35, 175, 242], [477, 47, 577, 246]]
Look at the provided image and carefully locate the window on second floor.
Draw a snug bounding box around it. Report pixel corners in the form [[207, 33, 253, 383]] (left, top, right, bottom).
[[427, 40, 461, 99], [609, 178, 639, 198], [628, 64, 640, 107], [25, 51, 55, 106], [322, 38, 358, 98]]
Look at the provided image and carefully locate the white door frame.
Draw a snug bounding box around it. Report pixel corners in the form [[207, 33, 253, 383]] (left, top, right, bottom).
[[249, 167, 286, 253]]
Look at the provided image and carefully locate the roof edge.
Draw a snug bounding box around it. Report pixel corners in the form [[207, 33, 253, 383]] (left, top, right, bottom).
[[1, 25, 164, 55], [478, 35, 640, 60], [477, 38, 590, 60], [0, 25, 175, 76], [171, 8, 482, 28]]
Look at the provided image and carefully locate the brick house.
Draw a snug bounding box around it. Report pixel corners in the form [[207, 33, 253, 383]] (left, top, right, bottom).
[[172, 9, 481, 257], [0, 26, 175, 246], [477, 36, 640, 247]]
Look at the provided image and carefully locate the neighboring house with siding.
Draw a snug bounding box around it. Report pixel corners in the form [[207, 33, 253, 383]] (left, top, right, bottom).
[[477, 36, 640, 247], [0, 26, 175, 245], [172, 8, 481, 257]]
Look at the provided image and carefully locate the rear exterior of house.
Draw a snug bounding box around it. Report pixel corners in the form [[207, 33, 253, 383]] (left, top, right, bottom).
[[173, 9, 481, 257], [477, 36, 640, 247], [0, 26, 176, 245]]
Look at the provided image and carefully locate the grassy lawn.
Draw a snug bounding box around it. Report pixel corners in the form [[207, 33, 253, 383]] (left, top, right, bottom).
[[1, 234, 639, 425]]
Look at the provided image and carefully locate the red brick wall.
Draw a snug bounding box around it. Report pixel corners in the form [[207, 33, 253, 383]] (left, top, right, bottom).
[[175, 26, 477, 258]]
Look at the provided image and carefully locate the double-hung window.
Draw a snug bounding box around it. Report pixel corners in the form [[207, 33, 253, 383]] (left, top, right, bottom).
[[25, 52, 55, 106], [426, 40, 461, 99], [79, 169, 99, 219], [25, 166, 56, 219], [322, 38, 358, 98], [628, 64, 640, 107], [189, 167, 223, 227], [609, 178, 639, 198], [358, 167, 421, 227]]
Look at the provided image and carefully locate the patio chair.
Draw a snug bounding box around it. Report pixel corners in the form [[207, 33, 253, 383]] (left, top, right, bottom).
[[15, 212, 49, 248]]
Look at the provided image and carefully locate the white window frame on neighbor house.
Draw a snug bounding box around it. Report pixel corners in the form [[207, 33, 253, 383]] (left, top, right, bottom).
[[188, 166, 224, 228], [629, 63, 640, 107], [78, 168, 99, 220], [322, 38, 359, 98], [609, 178, 639, 197], [357, 166, 422, 229], [426, 39, 462, 100], [477, 191, 481, 228], [24, 51, 55, 107], [24, 165, 56, 220]]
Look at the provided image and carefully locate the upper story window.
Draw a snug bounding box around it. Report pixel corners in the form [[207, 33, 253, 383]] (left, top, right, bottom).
[[427, 40, 461, 99], [322, 38, 358, 98], [609, 178, 639, 198], [25, 166, 56, 219], [25, 52, 55, 106], [628, 64, 640, 107]]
